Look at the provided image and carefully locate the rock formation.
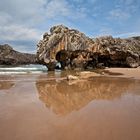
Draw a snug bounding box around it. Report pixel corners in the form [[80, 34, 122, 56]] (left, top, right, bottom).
[[37, 25, 140, 70], [0, 44, 37, 65]]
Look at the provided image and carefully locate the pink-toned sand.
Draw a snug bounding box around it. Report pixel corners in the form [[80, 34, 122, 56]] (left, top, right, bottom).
[[0, 70, 140, 140], [104, 68, 140, 79]]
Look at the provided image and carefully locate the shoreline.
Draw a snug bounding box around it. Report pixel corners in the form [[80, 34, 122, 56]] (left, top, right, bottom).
[[0, 66, 140, 83], [103, 67, 140, 79], [0, 67, 140, 80]]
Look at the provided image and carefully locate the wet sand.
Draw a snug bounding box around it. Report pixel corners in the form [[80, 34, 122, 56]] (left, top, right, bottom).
[[104, 67, 140, 79], [0, 69, 140, 140]]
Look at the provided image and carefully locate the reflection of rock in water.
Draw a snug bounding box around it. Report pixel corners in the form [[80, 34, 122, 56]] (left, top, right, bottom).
[[0, 76, 15, 90], [0, 81, 15, 90], [36, 76, 140, 115]]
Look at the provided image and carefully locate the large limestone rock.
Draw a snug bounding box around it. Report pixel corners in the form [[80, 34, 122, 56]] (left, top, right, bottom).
[[0, 44, 37, 65], [37, 25, 140, 70]]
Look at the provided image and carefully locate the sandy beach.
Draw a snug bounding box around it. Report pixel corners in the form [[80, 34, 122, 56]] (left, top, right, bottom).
[[1, 0, 140, 139], [104, 67, 140, 79], [0, 68, 140, 140]]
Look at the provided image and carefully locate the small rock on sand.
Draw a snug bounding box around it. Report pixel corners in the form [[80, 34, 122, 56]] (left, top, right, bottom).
[[67, 71, 100, 80], [67, 75, 79, 80]]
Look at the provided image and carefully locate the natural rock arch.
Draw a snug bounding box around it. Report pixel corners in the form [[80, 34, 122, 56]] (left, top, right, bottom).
[[37, 25, 140, 70]]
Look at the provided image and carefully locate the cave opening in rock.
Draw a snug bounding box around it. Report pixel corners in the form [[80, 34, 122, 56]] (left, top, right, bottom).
[[56, 50, 70, 69]]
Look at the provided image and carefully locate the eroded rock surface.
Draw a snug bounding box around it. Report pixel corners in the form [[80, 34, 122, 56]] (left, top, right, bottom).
[[37, 25, 140, 70], [0, 44, 37, 65]]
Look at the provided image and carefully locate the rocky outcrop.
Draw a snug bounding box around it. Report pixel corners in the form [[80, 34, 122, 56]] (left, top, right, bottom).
[[37, 25, 140, 70], [0, 44, 37, 65]]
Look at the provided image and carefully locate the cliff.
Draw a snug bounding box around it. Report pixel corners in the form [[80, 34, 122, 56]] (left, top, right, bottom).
[[0, 44, 37, 65], [37, 25, 140, 70]]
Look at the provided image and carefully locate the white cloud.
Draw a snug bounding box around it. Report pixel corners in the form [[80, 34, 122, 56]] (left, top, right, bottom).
[[12, 44, 37, 54], [45, 0, 70, 18], [0, 24, 41, 41], [118, 0, 139, 12], [73, 0, 96, 3], [0, 22, 42, 53], [119, 0, 137, 6], [109, 9, 130, 20], [0, 0, 87, 52], [0, 12, 12, 25], [109, 0, 139, 20], [114, 32, 140, 38], [44, 0, 87, 19], [93, 27, 114, 37], [0, 0, 46, 52], [0, 0, 46, 26], [0, 0, 139, 53]]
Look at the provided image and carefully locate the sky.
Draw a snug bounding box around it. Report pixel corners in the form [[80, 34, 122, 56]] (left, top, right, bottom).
[[0, 0, 140, 53]]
